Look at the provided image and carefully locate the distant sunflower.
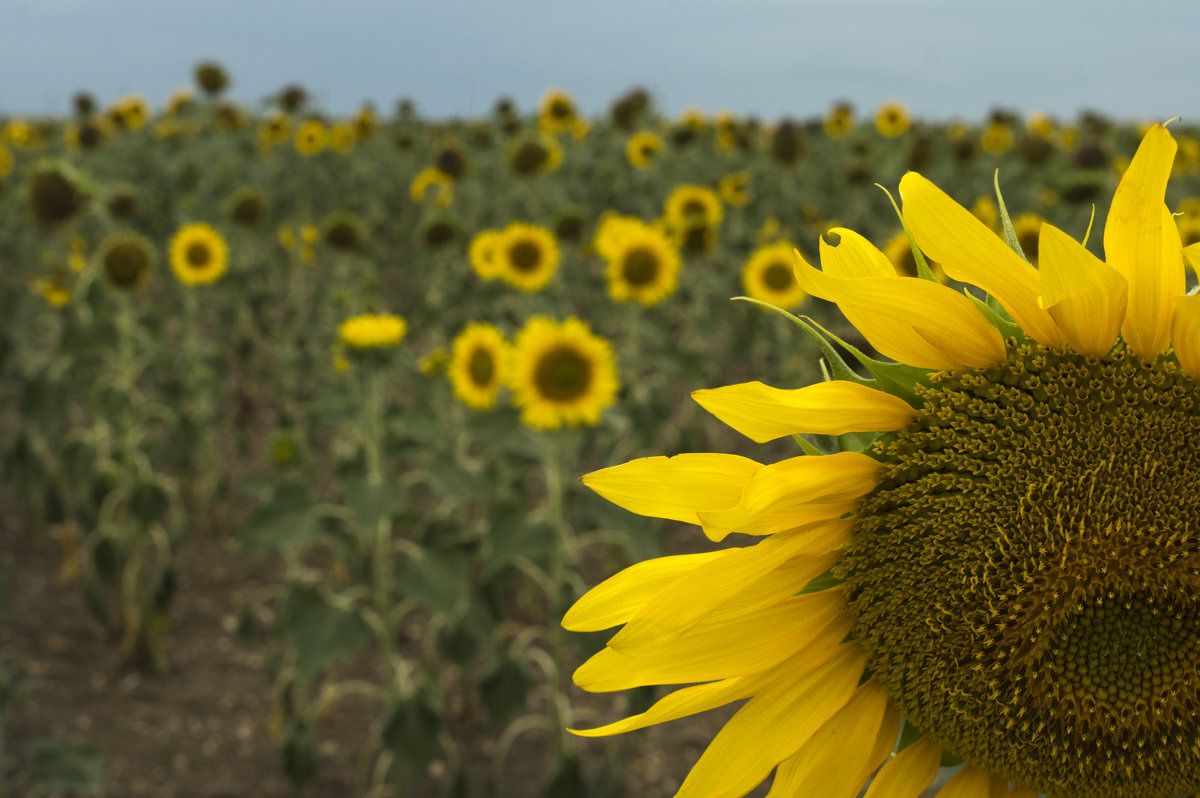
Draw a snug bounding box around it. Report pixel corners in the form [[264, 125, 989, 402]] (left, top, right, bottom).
[[468, 229, 504, 280], [664, 184, 723, 229], [1012, 212, 1043, 266], [224, 186, 270, 227], [433, 142, 469, 179], [538, 89, 582, 137], [508, 316, 619, 430], [718, 171, 752, 206], [294, 119, 328, 156], [823, 101, 856, 139], [328, 122, 357, 154], [258, 112, 291, 150], [339, 313, 407, 350], [625, 131, 663, 169], [603, 222, 681, 306], [25, 160, 90, 227], [448, 322, 509, 410], [971, 195, 1000, 231], [509, 133, 564, 177], [169, 223, 229, 286], [322, 211, 367, 252], [409, 167, 454, 207], [741, 241, 807, 308], [873, 100, 911, 138], [882, 230, 944, 281], [980, 121, 1015, 155], [98, 231, 154, 290], [496, 223, 560, 292], [104, 184, 139, 221], [568, 122, 1200, 798]]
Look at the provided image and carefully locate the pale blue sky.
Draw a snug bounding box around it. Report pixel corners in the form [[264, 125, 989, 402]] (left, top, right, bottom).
[[1, 0, 1197, 122]]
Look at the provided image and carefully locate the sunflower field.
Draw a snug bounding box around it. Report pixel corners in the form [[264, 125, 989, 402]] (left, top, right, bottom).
[[2, 63, 1200, 798]]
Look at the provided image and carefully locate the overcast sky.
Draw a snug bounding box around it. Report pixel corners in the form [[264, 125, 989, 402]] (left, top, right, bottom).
[[2, 0, 1198, 123]]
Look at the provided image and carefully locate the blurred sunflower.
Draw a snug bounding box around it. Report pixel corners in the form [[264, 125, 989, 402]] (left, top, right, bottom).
[[433, 141, 469, 179], [823, 101, 856, 139], [224, 186, 270, 228], [31, 270, 71, 307], [409, 167, 454, 207], [538, 89, 586, 138], [1012, 212, 1043, 266], [294, 119, 328, 156], [603, 221, 681, 306], [339, 313, 407, 350], [508, 316, 619, 430], [881, 230, 944, 281], [328, 122, 357, 154], [258, 111, 291, 150], [169, 223, 229, 286], [496, 223, 560, 292], [509, 133, 564, 177], [448, 322, 509, 410], [980, 121, 1015, 156], [25, 160, 90, 227], [110, 95, 149, 131], [98, 231, 154, 290], [664, 184, 723, 229], [1174, 135, 1200, 176], [468, 229, 504, 280], [741, 241, 807, 309], [1026, 111, 1056, 140], [352, 105, 378, 139], [718, 171, 752, 207], [625, 130, 663, 170], [322, 211, 368, 252], [569, 122, 1200, 798], [873, 100, 911, 138], [970, 195, 1000, 232]]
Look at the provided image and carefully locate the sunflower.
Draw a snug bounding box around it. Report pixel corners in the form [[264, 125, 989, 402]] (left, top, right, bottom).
[[873, 100, 911, 137], [98, 231, 154, 290], [338, 313, 407, 350], [409, 167, 454, 207], [718, 171, 752, 207], [294, 119, 328, 156], [321, 211, 368, 252], [495, 223, 560, 292], [664, 184, 723, 229], [823, 101, 856, 139], [448, 322, 509, 410], [508, 316, 619, 430], [1027, 111, 1056, 140], [603, 221, 681, 306], [224, 186, 270, 227], [625, 130, 663, 169], [980, 121, 1015, 155], [508, 133, 564, 177], [328, 122, 357, 154], [258, 111, 291, 150], [741, 241, 807, 308], [538, 89, 584, 137], [1012, 212, 1043, 266], [566, 121, 1200, 798], [25, 160, 90, 227], [194, 60, 230, 95], [468, 229, 504, 280], [169, 223, 229, 286]]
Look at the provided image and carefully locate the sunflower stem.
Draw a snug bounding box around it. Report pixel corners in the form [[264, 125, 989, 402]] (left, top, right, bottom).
[[540, 432, 571, 769]]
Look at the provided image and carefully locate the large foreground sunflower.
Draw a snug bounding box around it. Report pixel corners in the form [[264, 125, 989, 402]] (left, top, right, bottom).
[[509, 317, 619, 430], [567, 124, 1200, 798]]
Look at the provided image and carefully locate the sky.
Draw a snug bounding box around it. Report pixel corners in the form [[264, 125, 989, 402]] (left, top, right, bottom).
[[1, 0, 1198, 123]]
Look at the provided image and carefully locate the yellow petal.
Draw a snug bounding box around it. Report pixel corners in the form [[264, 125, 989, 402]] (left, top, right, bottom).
[[692, 380, 917, 443], [1184, 241, 1200, 273], [820, 228, 897, 278], [899, 171, 1065, 347], [1037, 222, 1128, 356], [863, 735, 943, 798], [574, 590, 843, 690], [1104, 123, 1181, 358], [698, 452, 881, 540], [581, 453, 761, 525], [794, 251, 1006, 370], [607, 522, 846, 651], [562, 550, 727, 631], [677, 644, 867, 798], [936, 765, 993, 798], [1172, 294, 1200, 378], [765, 680, 895, 798]]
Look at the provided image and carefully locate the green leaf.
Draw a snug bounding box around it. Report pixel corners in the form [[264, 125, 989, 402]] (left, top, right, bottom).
[[280, 584, 373, 680], [28, 739, 104, 793], [380, 687, 443, 772], [281, 723, 318, 788], [239, 485, 321, 555], [479, 654, 532, 728], [343, 476, 406, 532], [395, 548, 469, 616], [487, 503, 557, 574], [424, 460, 487, 499]]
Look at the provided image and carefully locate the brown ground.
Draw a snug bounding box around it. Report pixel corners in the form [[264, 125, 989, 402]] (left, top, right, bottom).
[[0, 510, 749, 798]]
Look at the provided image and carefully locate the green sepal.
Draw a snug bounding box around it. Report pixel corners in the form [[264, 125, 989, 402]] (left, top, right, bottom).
[[994, 169, 1028, 263], [940, 751, 966, 768], [733, 297, 865, 384], [792, 434, 830, 457], [792, 312, 932, 406], [1082, 203, 1096, 247], [798, 568, 843, 594], [875, 183, 937, 282], [964, 289, 1023, 341]]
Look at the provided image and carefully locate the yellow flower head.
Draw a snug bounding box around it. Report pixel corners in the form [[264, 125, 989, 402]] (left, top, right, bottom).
[[169, 223, 229, 286], [409, 167, 454, 207], [741, 241, 807, 309], [602, 220, 681, 307], [664, 184, 723, 229], [338, 313, 407, 350], [495, 222, 560, 292], [508, 133, 564, 177], [873, 100, 911, 138], [294, 119, 328, 156], [718, 171, 753, 207], [980, 120, 1015, 155], [567, 122, 1200, 798], [448, 323, 509, 410], [468, 229, 504, 280], [625, 130, 663, 169], [508, 316, 619, 430], [538, 89, 580, 136], [823, 101, 856, 139], [328, 122, 357, 154]]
